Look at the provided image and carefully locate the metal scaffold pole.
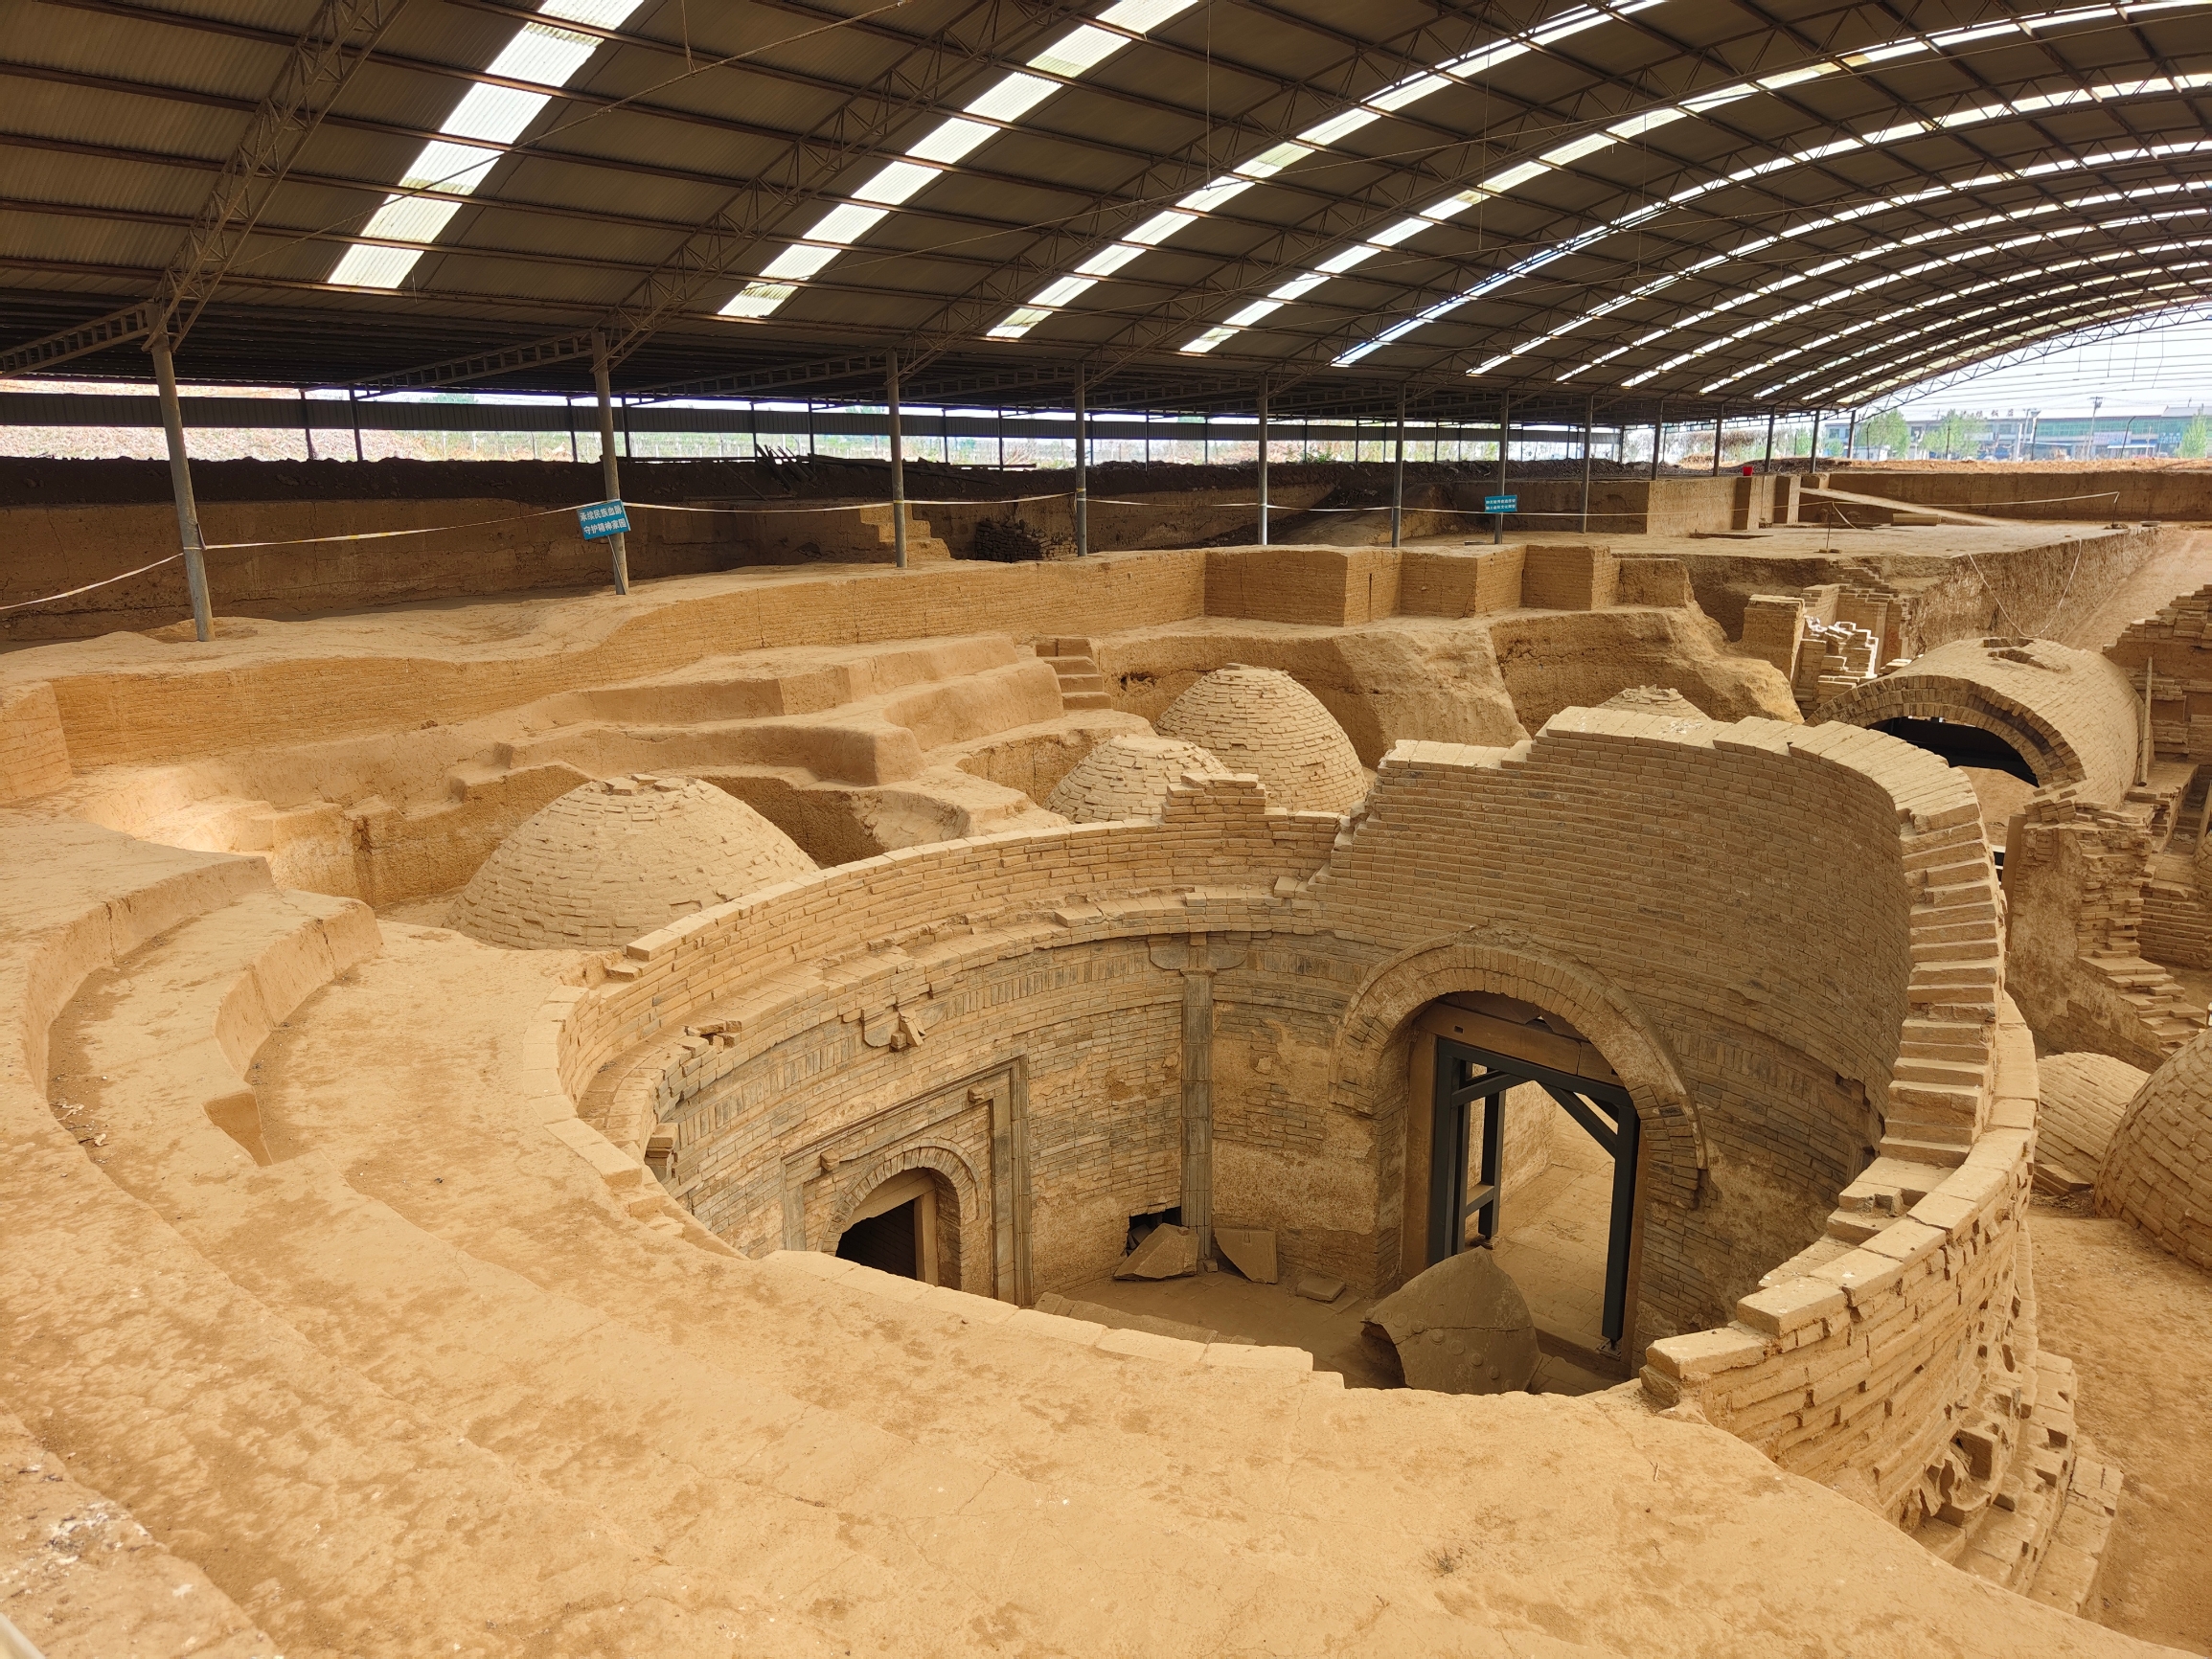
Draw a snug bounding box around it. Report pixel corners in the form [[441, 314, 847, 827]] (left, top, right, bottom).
[[886, 351, 907, 570], [590, 330, 631, 595], [148, 330, 213, 642], [1650, 398, 1664, 481]]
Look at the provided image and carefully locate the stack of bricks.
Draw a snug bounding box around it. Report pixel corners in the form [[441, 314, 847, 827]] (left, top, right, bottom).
[[0, 679, 70, 803], [2004, 795, 2205, 1069], [1792, 619, 1881, 710], [2108, 580, 2212, 761], [2096, 1022, 2212, 1268]]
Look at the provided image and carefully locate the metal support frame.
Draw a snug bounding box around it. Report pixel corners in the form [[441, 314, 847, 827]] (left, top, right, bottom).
[[1429, 1036, 1640, 1350], [348, 385, 364, 461], [1389, 386, 1406, 549], [1650, 398, 1664, 481], [1073, 364, 1088, 557], [886, 351, 907, 571], [1256, 375, 1269, 546], [0, 0, 412, 375], [148, 331, 213, 642], [1763, 407, 1776, 468], [589, 330, 630, 595], [298, 385, 316, 460], [1845, 408, 1858, 461], [1710, 412, 1723, 475]]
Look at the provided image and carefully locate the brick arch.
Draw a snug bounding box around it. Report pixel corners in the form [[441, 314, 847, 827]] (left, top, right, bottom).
[[822, 1143, 987, 1294], [825, 1142, 984, 1239], [1331, 928, 1706, 1211], [1815, 639, 2142, 804]]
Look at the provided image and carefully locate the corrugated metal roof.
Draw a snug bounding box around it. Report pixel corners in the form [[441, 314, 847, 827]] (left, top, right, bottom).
[[0, 0, 2207, 421]]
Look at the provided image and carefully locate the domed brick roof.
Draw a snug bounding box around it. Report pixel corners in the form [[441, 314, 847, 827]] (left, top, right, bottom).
[[1154, 665, 1367, 815], [2096, 1028, 2212, 1267], [1044, 734, 1230, 823], [451, 774, 817, 950], [2037, 1052, 2147, 1187]]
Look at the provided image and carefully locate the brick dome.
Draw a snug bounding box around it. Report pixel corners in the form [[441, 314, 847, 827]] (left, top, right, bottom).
[[2037, 1052, 2146, 1188], [1155, 666, 1367, 815], [1045, 734, 1230, 823], [452, 774, 817, 950], [2096, 1029, 2212, 1267]]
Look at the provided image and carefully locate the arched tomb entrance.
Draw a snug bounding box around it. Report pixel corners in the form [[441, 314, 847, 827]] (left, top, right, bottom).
[[1403, 993, 1644, 1372], [836, 1168, 961, 1286]]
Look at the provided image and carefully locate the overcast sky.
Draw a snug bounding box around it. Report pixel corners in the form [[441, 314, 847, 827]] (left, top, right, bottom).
[[1891, 307, 2212, 417]]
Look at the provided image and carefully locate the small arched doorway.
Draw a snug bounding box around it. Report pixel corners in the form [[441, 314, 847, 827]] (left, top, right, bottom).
[[835, 1169, 960, 1287], [1869, 716, 2039, 785], [1403, 993, 1642, 1370]]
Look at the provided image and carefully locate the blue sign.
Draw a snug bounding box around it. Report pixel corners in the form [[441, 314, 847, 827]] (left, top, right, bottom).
[[1484, 493, 1518, 513], [578, 499, 630, 539]]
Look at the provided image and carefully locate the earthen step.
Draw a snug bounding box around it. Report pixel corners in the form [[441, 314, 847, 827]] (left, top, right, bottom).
[[1060, 691, 1114, 710], [1058, 672, 1106, 694]]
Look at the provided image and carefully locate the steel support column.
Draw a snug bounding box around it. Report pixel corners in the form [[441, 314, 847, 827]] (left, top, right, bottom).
[[1579, 392, 1595, 534], [148, 331, 212, 642], [1390, 387, 1406, 549], [1256, 375, 1269, 546], [590, 330, 630, 595], [1494, 393, 1510, 546], [886, 351, 907, 571], [1650, 398, 1664, 481], [1073, 365, 1088, 557], [1710, 412, 1723, 475], [1845, 408, 1858, 461], [1763, 407, 1776, 468]]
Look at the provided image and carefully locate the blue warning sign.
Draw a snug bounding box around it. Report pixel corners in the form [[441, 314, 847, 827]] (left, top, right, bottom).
[[578, 499, 630, 539], [1483, 494, 1518, 513]]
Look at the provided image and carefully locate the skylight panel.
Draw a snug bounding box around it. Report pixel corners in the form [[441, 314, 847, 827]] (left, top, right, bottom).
[[718, 0, 1199, 322], [989, 0, 1662, 341], [330, 0, 648, 288]]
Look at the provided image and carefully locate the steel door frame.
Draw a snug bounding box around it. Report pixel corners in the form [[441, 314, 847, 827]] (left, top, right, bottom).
[[1429, 1036, 1641, 1349]]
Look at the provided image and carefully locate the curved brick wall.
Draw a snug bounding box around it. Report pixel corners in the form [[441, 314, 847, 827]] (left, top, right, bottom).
[[550, 708, 1984, 1361], [1817, 636, 2140, 804]]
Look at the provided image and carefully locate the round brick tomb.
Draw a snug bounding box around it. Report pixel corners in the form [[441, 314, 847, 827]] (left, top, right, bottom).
[[1044, 734, 1230, 823], [2096, 1026, 2212, 1267], [452, 774, 818, 950], [1155, 665, 1367, 815]]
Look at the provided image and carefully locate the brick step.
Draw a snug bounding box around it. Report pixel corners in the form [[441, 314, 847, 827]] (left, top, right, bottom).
[[1878, 1133, 1973, 1168]]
